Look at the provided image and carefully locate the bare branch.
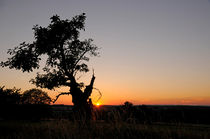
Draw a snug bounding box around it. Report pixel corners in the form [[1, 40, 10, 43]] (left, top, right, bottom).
[[92, 69, 95, 76], [93, 87, 102, 103], [72, 49, 88, 74], [52, 92, 71, 103], [89, 72, 95, 87]]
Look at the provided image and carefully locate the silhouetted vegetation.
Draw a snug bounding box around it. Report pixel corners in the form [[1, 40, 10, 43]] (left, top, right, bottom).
[[93, 104, 210, 125], [0, 115, 210, 139], [0, 86, 52, 120], [1, 13, 99, 120], [1, 13, 210, 138], [22, 89, 51, 105], [0, 86, 21, 105], [1, 89, 210, 139]]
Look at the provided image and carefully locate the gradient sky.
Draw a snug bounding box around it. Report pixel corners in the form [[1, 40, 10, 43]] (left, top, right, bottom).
[[0, 0, 210, 105]]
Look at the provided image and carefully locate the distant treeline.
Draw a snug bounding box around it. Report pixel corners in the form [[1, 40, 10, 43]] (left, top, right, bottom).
[[39, 102, 210, 125], [95, 102, 210, 125]]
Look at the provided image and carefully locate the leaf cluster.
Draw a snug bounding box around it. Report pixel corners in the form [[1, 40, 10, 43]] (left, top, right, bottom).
[[1, 13, 99, 90]]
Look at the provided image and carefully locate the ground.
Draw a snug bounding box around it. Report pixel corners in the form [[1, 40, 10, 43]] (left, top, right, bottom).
[[0, 120, 210, 139]]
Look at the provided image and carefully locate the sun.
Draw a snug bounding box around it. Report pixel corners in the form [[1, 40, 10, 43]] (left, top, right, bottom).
[[95, 102, 101, 107]]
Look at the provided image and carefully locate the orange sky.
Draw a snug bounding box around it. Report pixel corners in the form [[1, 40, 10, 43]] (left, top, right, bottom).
[[0, 67, 210, 106], [1, 1, 210, 105]]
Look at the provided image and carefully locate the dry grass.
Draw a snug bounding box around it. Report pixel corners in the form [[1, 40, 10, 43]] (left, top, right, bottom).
[[0, 120, 210, 139]]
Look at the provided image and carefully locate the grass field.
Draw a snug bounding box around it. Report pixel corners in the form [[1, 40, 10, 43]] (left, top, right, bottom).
[[0, 120, 210, 139]]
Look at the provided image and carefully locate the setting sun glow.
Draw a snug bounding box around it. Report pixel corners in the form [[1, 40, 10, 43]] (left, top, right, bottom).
[[95, 103, 101, 107]]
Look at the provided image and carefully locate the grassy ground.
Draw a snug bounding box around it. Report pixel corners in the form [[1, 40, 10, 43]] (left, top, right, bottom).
[[0, 120, 210, 139]]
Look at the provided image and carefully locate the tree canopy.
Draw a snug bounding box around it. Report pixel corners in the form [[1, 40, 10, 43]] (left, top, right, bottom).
[[22, 88, 51, 105], [1, 13, 99, 90], [1, 13, 99, 113], [0, 86, 21, 105], [0, 86, 51, 105]]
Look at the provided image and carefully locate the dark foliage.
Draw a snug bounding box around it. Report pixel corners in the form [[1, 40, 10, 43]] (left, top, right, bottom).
[[1, 13, 99, 120], [0, 104, 52, 120], [22, 88, 51, 105], [92, 104, 210, 125], [1, 13, 98, 88], [0, 86, 21, 105], [0, 86, 52, 120]]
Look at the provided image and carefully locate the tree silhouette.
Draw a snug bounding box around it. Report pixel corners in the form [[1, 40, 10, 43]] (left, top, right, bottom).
[[22, 88, 51, 105], [0, 86, 21, 105], [0, 87, 52, 120], [1, 13, 99, 119]]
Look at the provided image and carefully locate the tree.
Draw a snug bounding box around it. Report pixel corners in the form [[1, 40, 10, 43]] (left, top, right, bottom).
[[0, 86, 21, 105], [124, 101, 133, 108], [22, 88, 51, 105], [1, 13, 99, 118]]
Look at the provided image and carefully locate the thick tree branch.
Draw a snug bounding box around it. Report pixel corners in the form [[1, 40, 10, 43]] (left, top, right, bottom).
[[89, 70, 95, 87], [83, 73, 95, 100]]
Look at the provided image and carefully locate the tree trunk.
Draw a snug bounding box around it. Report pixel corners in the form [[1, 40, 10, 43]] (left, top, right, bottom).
[[70, 74, 95, 120]]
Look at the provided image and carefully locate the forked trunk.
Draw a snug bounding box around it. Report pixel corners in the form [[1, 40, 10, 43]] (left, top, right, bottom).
[[70, 74, 95, 120]]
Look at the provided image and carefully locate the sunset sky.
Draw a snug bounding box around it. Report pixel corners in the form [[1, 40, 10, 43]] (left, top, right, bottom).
[[0, 0, 210, 105]]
